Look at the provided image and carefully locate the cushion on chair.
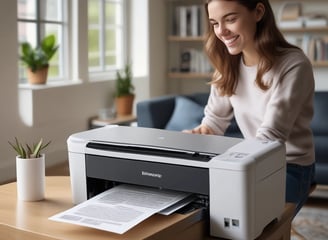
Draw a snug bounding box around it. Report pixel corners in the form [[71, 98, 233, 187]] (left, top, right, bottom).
[[165, 96, 204, 131]]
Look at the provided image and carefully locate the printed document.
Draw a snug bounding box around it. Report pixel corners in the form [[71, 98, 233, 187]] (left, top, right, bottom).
[[49, 184, 191, 234]]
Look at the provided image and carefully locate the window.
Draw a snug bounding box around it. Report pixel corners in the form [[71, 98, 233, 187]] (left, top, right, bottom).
[[88, 0, 126, 77], [17, 0, 66, 83]]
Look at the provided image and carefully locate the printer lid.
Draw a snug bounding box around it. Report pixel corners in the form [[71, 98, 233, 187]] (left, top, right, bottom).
[[68, 125, 243, 156]]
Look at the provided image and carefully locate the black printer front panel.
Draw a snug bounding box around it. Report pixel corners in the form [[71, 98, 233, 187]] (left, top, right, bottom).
[[85, 154, 209, 199]]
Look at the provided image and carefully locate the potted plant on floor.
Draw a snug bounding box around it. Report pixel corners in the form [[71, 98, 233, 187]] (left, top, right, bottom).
[[115, 63, 135, 116], [9, 138, 51, 201], [19, 34, 59, 84]]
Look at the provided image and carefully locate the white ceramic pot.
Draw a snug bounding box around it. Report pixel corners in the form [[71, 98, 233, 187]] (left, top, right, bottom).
[[16, 154, 45, 201]]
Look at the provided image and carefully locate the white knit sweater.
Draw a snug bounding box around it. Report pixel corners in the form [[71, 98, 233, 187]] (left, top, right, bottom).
[[202, 48, 315, 166]]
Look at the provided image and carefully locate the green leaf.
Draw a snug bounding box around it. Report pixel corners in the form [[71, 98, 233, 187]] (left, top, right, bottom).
[[19, 34, 59, 71], [32, 138, 43, 157], [115, 63, 134, 97], [21, 42, 32, 57], [8, 138, 50, 159]]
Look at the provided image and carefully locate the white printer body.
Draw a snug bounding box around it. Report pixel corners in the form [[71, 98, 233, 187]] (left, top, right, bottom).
[[67, 125, 286, 239]]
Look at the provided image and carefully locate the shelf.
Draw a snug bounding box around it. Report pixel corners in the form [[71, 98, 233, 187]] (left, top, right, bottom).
[[280, 26, 328, 33], [168, 35, 204, 42], [312, 61, 328, 67], [270, 0, 327, 2], [168, 72, 212, 79]]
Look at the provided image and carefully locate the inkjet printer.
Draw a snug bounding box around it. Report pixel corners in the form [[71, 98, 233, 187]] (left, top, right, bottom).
[[68, 125, 286, 239]]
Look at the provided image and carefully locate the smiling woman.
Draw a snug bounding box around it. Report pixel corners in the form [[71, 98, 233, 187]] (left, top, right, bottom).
[[186, 0, 316, 217]]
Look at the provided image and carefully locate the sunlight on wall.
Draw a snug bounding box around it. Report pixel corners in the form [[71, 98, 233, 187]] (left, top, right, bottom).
[[18, 88, 33, 126]]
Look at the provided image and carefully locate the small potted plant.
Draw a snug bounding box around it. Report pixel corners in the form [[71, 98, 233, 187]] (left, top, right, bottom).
[[9, 138, 51, 201], [115, 63, 135, 116], [20, 34, 59, 84]]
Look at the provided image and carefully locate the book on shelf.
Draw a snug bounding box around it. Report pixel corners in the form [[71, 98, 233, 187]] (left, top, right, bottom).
[[303, 15, 328, 28], [315, 37, 328, 62], [300, 35, 328, 62], [279, 19, 303, 29], [190, 5, 201, 37], [176, 6, 187, 37], [279, 14, 328, 29], [286, 34, 328, 62], [173, 4, 205, 37], [285, 36, 303, 50]]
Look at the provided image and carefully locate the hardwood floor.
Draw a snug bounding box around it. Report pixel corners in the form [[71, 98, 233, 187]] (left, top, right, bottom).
[[306, 185, 328, 208]]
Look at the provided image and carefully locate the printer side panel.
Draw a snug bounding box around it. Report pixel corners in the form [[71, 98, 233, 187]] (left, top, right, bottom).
[[208, 139, 286, 239], [209, 166, 256, 240], [68, 152, 87, 204], [254, 147, 286, 234]]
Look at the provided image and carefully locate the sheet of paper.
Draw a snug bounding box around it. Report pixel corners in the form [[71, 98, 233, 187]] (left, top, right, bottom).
[[49, 184, 191, 234], [159, 195, 197, 215]]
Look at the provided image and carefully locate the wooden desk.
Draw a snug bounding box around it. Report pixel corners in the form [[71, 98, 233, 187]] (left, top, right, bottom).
[[0, 176, 205, 240], [0, 176, 294, 240]]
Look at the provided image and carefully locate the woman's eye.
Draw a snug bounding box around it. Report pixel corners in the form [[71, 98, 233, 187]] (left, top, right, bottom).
[[211, 22, 219, 28], [226, 17, 237, 23]]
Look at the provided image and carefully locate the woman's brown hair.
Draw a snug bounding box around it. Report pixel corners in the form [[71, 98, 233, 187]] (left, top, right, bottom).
[[204, 0, 298, 96]]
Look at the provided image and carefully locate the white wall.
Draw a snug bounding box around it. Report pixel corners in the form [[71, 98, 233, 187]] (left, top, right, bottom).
[[0, 0, 22, 183], [148, 0, 168, 97], [131, 0, 168, 102]]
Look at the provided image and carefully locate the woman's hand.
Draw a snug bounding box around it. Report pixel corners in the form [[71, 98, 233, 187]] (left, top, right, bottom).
[[183, 124, 214, 135]]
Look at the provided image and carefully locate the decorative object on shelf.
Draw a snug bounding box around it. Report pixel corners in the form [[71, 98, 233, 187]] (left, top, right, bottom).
[[19, 34, 59, 85], [98, 107, 116, 120], [278, 2, 303, 29], [9, 138, 51, 201], [115, 63, 135, 116]]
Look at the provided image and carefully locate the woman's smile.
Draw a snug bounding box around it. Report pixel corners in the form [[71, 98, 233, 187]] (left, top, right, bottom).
[[223, 35, 240, 47]]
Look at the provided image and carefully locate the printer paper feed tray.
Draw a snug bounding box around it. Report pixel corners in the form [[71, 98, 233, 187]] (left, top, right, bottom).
[[87, 142, 215, 162]]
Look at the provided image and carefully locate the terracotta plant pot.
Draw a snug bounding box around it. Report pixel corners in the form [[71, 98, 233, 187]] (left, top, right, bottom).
[[115, 94, 135, 116], [27, 67, 49, 84]]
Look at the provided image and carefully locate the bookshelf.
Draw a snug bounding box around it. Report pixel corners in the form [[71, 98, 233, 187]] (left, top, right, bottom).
[[280, 27, 328, 34], [166, 0, 328, 93], [271, 0, 328, 68], [167, 0, 212, 92], [282, 24, 328, 68]]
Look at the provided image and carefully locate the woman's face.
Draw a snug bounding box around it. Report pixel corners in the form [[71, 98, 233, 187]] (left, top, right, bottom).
[[208, 1, 264, 62]]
